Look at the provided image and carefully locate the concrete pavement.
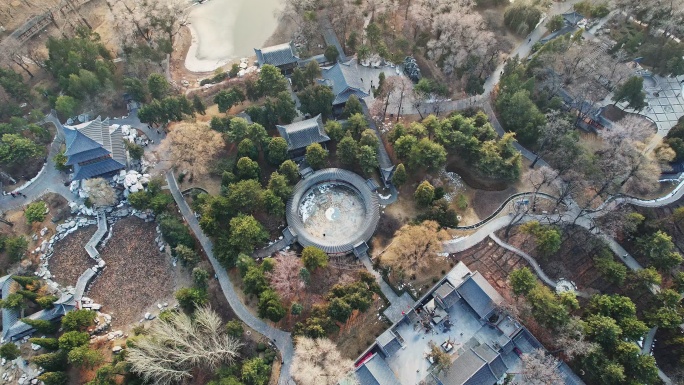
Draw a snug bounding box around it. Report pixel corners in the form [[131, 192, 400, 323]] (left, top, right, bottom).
[[1, 114, 74, 212], [319, 12, 347, 63], [165, 170, 294, 385], [359, 253, 413, 323]]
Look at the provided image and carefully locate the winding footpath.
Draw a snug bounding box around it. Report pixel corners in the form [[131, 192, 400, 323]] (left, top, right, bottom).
[[0, 114, 72, 212], [165, 170, 294, 385], [489, 233, 590, 298]]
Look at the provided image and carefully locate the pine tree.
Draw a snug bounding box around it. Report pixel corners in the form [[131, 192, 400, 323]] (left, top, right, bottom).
[[29, 338, 60, 351], [393, 163, 407, 186], [21, 318, 58, 334]]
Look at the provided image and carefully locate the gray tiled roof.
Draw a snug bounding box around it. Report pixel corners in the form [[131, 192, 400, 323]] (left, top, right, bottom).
[[436, 348, 489, 385], [377, 329, 401, 358], [320, 62, 370, 105], [64, 128, 103, 156], [0, 276, 75, 341], [65, 147, 112, 166], [456, 273, 504, 319], [463, 365, 499, 385], [562, 12, 584, 25], [355, 354, 401, 385], [434, 282, 460, 309], [73, 157, 125, 180], [277, 115, 330, 151], [254, 42, 299, 67], [64, 116, 127, 180], [559, 362, 586, 385], [109, 124, 127, 165], [488, 355, 508, 380], [1, 278, 20, 341]]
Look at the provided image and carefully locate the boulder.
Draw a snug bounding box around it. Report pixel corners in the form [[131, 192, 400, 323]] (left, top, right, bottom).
[[113, 209, 129, 217], [144, 312, 152, 320], [124, 174, 139, 187], [112, 346, 123, 354]]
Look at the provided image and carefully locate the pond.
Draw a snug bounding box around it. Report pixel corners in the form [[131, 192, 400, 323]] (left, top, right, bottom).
[[185, 0, 283, 72]]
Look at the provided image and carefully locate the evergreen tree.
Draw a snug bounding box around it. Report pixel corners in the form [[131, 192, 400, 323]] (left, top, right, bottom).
[[392, 163, 407, 186], [414, 181, 435, 207], [305, 143, 328, 170], [192, 95, 206, 115]]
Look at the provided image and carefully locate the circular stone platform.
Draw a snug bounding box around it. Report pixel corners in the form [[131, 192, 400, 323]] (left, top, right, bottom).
[[286, 169, 380, 254]]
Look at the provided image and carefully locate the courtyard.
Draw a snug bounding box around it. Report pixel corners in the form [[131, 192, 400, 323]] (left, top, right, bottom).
[[386, 298, 522, 385]]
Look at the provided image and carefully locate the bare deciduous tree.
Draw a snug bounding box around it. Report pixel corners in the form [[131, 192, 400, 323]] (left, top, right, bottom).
[[291, 337, 355, 385], [596, 115, 661, 197], [127, 306, 242, 385], [517, 348, 565, 385], [160, 122, 224, 176], [266, 251, 304, 303], [381, 220, 449, 278], [555, 317, 598, 360], [106, 0, 189, 46], [0, 38, 35, 78]]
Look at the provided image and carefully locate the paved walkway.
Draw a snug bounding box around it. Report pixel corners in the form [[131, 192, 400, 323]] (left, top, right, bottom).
[[110, 109, 166, 144], [0, 114, 73, 212], [253, 229, 296, 259], [359, 253, 413, 324], [85, 212, 107, 260], [319, 12, 347, 63], [165, 171, 294, 385], [490, 233, 589, 298]]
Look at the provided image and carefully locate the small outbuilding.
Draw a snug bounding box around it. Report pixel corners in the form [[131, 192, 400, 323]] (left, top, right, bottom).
[[254, 42, 300, 74], [276, 114, 330, 159]]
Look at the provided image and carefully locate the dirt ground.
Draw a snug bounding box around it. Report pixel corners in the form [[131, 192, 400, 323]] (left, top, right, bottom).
[[334, 297, 390, 359], [0, 0, 62, 37], [449, 238, 529, 303], [500, 225, 618, 296], [447, 236, 566, 347], [499, 224, 656, 314], [0, 193, 69, 274], [383, 254, 455, 299], [48, 226, 96, 287], [87, 217, 191, 329]]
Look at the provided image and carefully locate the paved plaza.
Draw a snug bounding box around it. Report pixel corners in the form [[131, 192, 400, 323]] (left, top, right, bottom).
[[618, 74, 684, 133], [386, 299, 522, 385]]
